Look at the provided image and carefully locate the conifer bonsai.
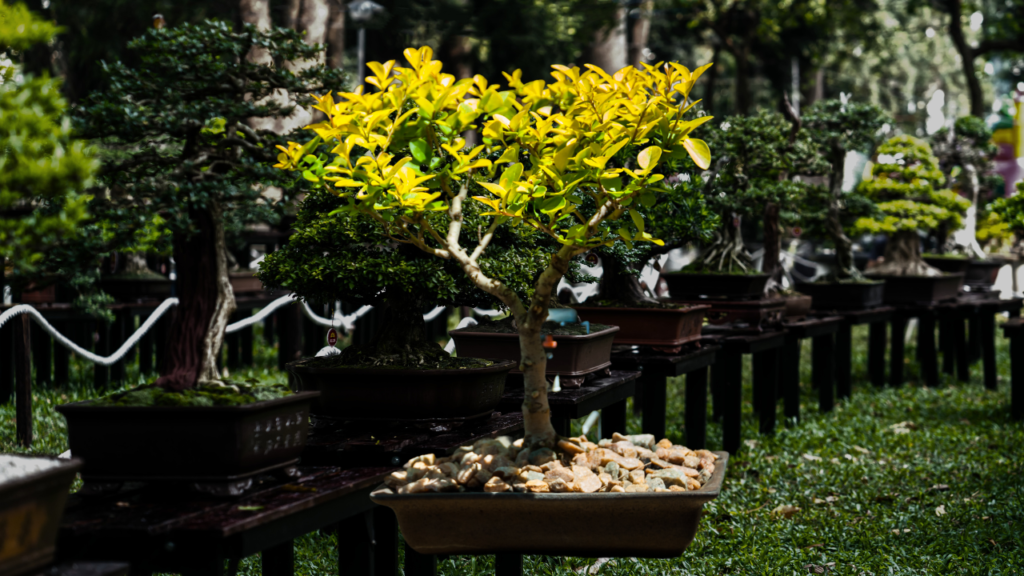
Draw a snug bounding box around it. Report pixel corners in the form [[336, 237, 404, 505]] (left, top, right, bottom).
[[801, 99, 890, 282], [931, 116, 998, 259], [274, 47, 713, 447], [72, 20, 343, 391], [855, 135, 969, 277]]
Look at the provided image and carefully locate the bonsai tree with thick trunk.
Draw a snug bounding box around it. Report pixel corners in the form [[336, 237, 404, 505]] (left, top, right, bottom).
[[274, 47, 713, 447], [931, 116, 998, 259], [687, 110, 822, 288], [72, 21, 343, 391], [854, 135, 969, 276], [801, 99, 890, 281]]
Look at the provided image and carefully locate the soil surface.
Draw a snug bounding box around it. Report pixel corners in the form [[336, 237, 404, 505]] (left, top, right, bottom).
[[87, 382, 293, 407], [294, 354, 494, 371], [673, 264, 763, 276], [463, 316, 613, 336], [577, 300, 694, 310]]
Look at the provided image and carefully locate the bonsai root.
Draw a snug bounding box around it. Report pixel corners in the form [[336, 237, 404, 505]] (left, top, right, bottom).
[[872, 231, 941, 277]]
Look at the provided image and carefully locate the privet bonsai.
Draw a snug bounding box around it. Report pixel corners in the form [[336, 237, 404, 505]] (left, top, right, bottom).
[[990, 182, 1024, 254], [274, 47, 713, 447], [688, 110, 821, 287], [72, 21, 343, 391], [855, 135, 969, 277], [801, 99, 890, 281], [931, 116, 998, 259], [0, 1, 95, 274]]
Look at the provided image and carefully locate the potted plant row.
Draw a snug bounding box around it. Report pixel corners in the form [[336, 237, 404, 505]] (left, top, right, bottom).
[[53, 21, 342, 490], [272, 47, 727, 556]]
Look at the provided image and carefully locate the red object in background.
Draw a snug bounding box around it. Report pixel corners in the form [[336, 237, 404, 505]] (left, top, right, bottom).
[[542, 334, 557, 349], [327, 328, 338, 347]]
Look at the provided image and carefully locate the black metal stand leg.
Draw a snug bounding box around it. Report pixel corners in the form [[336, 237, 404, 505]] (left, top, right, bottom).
[[955, 315, 970, 383], [278, 304, 302, 372], [14, 316, 32, 447], [0, 319, 12, 404], [940, 316, 955, 375], [262, 540, 294, 576], [812, 334, 834, 413], [781, 335, 801, 423], [495, 553, 523, 576], [752, 349, 777, 435], [632, 373, 644, 416], [981, 311, 997, 391], [919, 312, 939, 387], [373, 507, 398, 576], [337, 510, 374, 575], [640, 373, 667, 440], [553, 417, 571, 437], [721, 350, 743, 454], [685, 366, 708, 449], [835, 323, 852, 400], [890, 315, 907, 387], [31, 321, 51, 385], [602, 398, 627, 438], [1013, 336, 1024, 421], [402, 541, 436, 576], [968, 314, 982, 364], [868, 320, 887, 388]]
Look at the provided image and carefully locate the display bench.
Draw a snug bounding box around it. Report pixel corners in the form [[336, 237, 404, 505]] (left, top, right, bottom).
[[779, 316, 843, 421]]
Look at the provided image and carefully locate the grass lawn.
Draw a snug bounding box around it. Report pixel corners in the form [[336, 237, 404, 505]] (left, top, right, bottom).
[[2, 317, 1022, 575]]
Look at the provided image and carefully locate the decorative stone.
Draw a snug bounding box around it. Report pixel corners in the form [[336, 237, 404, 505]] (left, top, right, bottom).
[[493, 466, 519, 480], [629, 469, 646, 484], [647, 477, 666, 490], [406, 454, 436, 467], [610, 485, 625, 493], [529, 448, 557, 466], [525, 479, 550, 493], [612, 432, 655, 450], [484, 477, 511, 492], [540, 460, 564, 472], [647, 468, 688, 488], [604, 461, 620, 479], [656, 438, 673, 450], [546, 477, 572, 493], [571, 466, 602, 493], [557, 439, 585, 454], [544, 467, 575, 484], [524, 471, 544, 482]]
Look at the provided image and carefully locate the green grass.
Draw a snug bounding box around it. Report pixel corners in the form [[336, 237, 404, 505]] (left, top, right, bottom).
[[3, 317, 1023, 575]]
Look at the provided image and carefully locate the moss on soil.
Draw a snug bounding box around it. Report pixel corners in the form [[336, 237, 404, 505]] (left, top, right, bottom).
[[464, 315, 612, 336], [922, 253, 969, 261], [293, 354, 494, 370], [674, 263, 764, 276], [87, 381, 293, 407]]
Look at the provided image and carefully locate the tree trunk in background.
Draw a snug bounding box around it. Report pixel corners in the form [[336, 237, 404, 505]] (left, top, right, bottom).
[[628, 0, 653, 69], [327, 0, 347, 70], [812, 67, 825, 104], [946, 0, 984, 117], [734, 47, 752, 115], [597, 253, 657, 305], [588, 6, 627, 73], [762, 202, 782, 294], [703, 45, 720, 113], [264, 0, 330, 133], [157, 206, 236, 391], [340, 294, 447, 364], [826, 146, 862, 281], [240, 0, 273, 64], [444, 34, 473, 80]]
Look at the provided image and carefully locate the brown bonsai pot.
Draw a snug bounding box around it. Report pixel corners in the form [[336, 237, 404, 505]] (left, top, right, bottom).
[[449, 325, 619, 383], [661, 272, 770, 300], [372, 451, 728, 557], [866, 273, 964, 305], [793, 280, 885, 311], [922, 255, 970, 275], [19, 283, 56, 304], [0, 456, 81, 576], [287, 359, 515, 421], [572, 304, 708, 350], [56, 392, 318, 484], [783, 294, 812, 319], [965, 259, 1006, 288], [229, 271, 264, 294]]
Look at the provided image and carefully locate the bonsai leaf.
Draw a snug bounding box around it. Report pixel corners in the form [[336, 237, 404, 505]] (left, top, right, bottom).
[[682, 138, 711, 170], [409, 139, 431, 164], [637, 146, 662, 173]]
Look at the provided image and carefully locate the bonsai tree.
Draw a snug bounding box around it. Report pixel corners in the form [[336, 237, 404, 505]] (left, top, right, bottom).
[[0, 1, 95, 275], [71, 21, 344, 391], [854, 135, 969, 276], [990, 183, 1024, 253], [801, 99, 890, 281], [688, 110, 821, 286], [931, 116, 999, 258], [274, 47, 713, 447]]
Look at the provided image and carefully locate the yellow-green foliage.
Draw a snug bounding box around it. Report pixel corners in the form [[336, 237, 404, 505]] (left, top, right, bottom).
[[275, 46, 713, 253], [854, 135, 965, 235], [976, 209, 1012, 250], [990, 183, 1024, 236]]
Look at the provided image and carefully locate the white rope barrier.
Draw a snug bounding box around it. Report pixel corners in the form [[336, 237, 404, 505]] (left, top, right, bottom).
[[299, 300, 373, 333], [0, 299, 180, 367], [226, 294, 295, 333], [444, 316, 478, 354]]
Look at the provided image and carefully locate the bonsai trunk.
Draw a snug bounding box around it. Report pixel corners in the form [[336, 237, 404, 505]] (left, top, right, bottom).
[[826, 148, 863, 281], [762, 202, 782, 294], [697, 214, 752, 273], [945, 164, 987, 259], [872, 231, 941, 277], [597, 253, 657, 305], [340, 294, 447, 365], [156, 203, 237, 391]]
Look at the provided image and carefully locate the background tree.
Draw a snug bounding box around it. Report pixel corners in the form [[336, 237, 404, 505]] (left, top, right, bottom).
[[855, 135, 969, 275], [802, 99, 890, 280], [73, 21, 343, 391], [0, 1, 95, 276], [930, 115, 998, 257]]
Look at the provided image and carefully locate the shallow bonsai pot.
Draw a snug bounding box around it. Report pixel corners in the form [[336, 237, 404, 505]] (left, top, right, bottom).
[[56, 392, 318, 483], [450, 325, 619, 381], [229, 272, 264, 294], [866, 273, 964, 305], [783, 294, 812, 319], [572, 305, 709, 349], [373, 451, 727, 557], [793, 280, 885, 311], [99, 275, 172, 302], [20, 283, 56, 304], [662, 272, 770, 300], [288, 359, 515, 421], [0, 456, 81, 576], [965, 259, 1005, 288], [922, 255, 970, 275]]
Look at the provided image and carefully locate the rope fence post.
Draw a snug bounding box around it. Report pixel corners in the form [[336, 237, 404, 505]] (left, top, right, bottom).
[[14, 314, 32, 447], [31, 319, 51, 385]]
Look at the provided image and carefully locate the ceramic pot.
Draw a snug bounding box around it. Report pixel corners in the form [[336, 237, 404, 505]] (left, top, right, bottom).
[[288, 359, 514, 421], [922, 255, 970, 275], [0, 456, 81, 576], [229, 272, 264, 294], [793, 281, 885, 311], [56, 392, 318, 484], [661, 272, 770, 300], [866, 273, 964, 305], [783, 294, 812, 319], [965, 259, 1005, 288], [572, 305, 708, 349], [372, 451, 728, 558]]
